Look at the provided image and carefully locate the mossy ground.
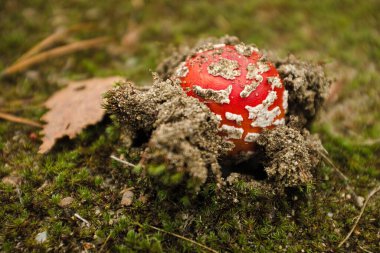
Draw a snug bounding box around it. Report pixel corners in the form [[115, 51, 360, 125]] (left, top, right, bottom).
[[1, 0, 379, 252]]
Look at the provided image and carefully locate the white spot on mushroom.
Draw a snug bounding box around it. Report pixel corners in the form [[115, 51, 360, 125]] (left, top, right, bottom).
[[244, 132, 260, 142], [234, 43, 259, 56], [225, 112, 243, 125], [215, 114, 222, 122], [193, 85, 232, 104], [282, 90, 289, 112], [175, 62, 189, 78], [245, 91, 281, 128], [273, 118, 285, 126], [213, 43, 226, 49], [207, 58, 241, 80], [35, 231, 48, 244], [246, 61, 270, 81], [220, 125, 244, 139], [262, 91, 278, 107], [267, 76, 282, 90], [240, 80, 260, 98]]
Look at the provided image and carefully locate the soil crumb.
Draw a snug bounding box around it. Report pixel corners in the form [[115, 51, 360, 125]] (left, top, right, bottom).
[[106, 36, 330, 193], [273, 55, 331, 126], [256, 116, 323, 189], [105, 74, 233, 190]]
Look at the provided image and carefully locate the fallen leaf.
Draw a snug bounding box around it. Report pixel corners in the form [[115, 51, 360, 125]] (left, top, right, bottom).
[[39, 76, 123, 153]]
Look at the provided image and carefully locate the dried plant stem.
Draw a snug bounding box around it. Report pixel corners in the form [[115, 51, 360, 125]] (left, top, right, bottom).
[[1, 37, 110, 77], [16, 24, 93, 62], [135, 222, 218, 253], [74, 213, 91, 227], [0, 111, 42, 128], [319, 151, 363, 208], [338, 185, 380, 248], [99, 231, 113, 252], [110, 155, 136, 168]]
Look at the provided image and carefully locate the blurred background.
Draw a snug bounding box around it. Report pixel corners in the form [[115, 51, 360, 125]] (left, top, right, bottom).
[[1, 0, 379, 141]]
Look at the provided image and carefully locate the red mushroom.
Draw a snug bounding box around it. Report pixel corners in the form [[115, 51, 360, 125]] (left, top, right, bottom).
[[173, 43, 288, 155]]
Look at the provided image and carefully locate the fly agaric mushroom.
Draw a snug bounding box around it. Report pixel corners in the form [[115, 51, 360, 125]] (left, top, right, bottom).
[[173, 43, 288, 155]]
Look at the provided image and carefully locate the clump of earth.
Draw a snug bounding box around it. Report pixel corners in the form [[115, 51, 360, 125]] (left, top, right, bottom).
[[105, 36, 331, 193]]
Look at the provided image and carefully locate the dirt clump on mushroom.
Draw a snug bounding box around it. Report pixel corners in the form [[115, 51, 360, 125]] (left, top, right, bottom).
[[105, 74, 234, 191], [105, 36, 330, 193]]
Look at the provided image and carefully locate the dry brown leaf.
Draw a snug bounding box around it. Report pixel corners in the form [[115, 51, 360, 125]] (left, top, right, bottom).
[[2, 174, 23, 187], [39, 76, 123, 153]]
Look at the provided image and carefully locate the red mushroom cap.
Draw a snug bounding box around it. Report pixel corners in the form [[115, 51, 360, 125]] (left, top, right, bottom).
[[174, 43, 288, 155]]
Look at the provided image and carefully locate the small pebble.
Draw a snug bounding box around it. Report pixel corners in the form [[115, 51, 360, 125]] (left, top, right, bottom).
[[59, 197, 74, 207], [121, 190, 134, 206], [1, 175, 22, 187], [35, 231, 47, 244]]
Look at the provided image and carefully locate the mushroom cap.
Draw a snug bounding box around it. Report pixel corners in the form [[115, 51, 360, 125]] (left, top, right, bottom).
[[174, 44, 287, 154]]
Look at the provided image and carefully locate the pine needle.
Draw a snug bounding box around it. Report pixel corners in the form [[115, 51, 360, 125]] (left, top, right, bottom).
[[110, 155, 136, 168], [16, 23, 93, 62], [1, 36, 110, 77], [319, 151, 364, 208], [0, 111, 42, 128]]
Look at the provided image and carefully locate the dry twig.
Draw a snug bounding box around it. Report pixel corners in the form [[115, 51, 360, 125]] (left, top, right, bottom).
[[16, 23, 93, 62], [99, 232, 113, 252], [1, 37, 110, 77], [0, 111, 42, 128], [110, 155, 136, 168], [74, 213, 91, 227], [135, 222, 218, 253], [338, 185, 380, 248], [319, 151, 364, 208]]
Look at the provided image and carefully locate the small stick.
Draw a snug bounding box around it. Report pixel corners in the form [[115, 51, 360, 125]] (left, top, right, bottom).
[[99, 232, 113, 252], [110, 155, 136, 168], [1, 37, 110, 77], [74, 213, 91, 227], [319, 151, 363, 208], [358, 245, 374, 253], [0, 111, 43, 128], [338, 185, 380, 248], [135, 222, 218, 253], [16, 23, 93, 62]]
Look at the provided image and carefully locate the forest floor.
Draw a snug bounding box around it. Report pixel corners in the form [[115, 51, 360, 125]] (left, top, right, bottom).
[[1, 0, 379, 252]]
